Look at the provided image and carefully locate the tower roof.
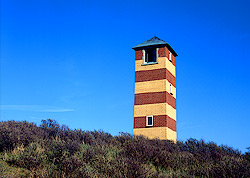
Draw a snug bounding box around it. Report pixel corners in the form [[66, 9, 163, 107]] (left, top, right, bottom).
[[132, 36, 178, 56]]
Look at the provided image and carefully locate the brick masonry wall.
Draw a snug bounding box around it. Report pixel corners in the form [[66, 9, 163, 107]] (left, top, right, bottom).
[[135, 50, 143, 60], [134, 115, 176, 131], [135, 68, 176, 87], [134, 91, 176, 109], [134, 45, 177, 140], [158, 47, 175, 66], [158, 47, 168, 57], [171, 54, 175, 66], [136, 47, 175, 65]]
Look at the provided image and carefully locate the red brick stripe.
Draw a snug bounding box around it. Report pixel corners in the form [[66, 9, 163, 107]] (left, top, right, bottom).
[[134, 91, 176, 109], [135, 50, 143, 60], [171, 54, 175, 66], [134, 115, 176, 131], [135, 68, 176, 87], [158, 47, 168, 58], [135, 47, 175, 65], [158, 47, 175, 66]]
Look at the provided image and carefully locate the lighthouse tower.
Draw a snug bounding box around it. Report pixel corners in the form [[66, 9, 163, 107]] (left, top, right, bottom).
[[132, 36, 178, 142]]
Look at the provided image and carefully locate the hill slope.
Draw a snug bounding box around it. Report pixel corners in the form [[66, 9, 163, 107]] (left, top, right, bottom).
[[0, 119, 250, 177]]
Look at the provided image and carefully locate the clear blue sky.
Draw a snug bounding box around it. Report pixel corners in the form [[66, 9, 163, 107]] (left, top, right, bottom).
[[1, 0, 250, 152]]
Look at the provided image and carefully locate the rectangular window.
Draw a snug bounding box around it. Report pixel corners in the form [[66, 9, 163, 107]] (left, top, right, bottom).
[[146, 115, 153, 126], [169, 51, 172, 62], [170, 84, 173, 95], [146, 48, 156, 63], [143, 48, 158, 64]]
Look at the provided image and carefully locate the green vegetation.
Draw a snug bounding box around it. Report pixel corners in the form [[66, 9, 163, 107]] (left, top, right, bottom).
[[0, 119, 250, 177]]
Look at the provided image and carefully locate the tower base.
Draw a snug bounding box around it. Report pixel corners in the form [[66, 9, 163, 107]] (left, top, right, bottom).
[[133, 127, 176, 142]]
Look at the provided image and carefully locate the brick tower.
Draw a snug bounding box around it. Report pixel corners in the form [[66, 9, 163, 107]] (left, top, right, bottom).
[[132, 36, 178, 142]]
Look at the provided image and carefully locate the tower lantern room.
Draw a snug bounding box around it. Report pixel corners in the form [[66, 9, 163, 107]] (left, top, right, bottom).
[[132, 36, 178, 142]]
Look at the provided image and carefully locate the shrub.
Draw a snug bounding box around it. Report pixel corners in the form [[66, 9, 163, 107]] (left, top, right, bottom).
[[0, 119, 250, 177]]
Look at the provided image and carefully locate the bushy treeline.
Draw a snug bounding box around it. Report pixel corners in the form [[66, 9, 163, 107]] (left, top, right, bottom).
[[0, 119, 250, 178]]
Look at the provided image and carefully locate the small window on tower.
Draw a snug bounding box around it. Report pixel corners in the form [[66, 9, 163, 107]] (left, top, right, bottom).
[[169, 51, 172, 62], [170, 84, 173, 95], [146, 116, 153, 126], [143, 48, 158, 64]]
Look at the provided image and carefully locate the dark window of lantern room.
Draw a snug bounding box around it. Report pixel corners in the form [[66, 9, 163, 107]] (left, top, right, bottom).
[[145, 48, 156, 63]]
